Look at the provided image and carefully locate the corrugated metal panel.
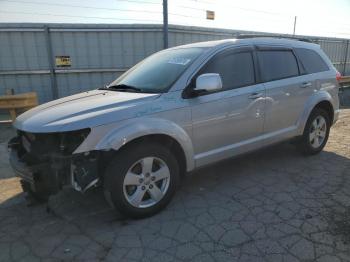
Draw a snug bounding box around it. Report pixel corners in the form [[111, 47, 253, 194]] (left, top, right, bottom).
[[319, 40, 344, 62], [56, 72, 123, 98], [0, 23, 349, 104], [316, 39, 349, 74], [47, 28, 163, 96], [0, 30, 48, 71], [344, 40, 350, 75]]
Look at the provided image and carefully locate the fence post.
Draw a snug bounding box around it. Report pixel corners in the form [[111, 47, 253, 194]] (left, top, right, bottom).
[[163, 0, 169, 49], [343, 40, 349, 76], [44, 26, 58, 99]]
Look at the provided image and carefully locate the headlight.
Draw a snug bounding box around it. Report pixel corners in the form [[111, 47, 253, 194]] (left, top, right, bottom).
[[59, 128, 91, 154], [18, 128, 90, 157]]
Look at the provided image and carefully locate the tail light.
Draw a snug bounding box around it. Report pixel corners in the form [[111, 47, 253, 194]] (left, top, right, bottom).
[[336, 71, 342, 82]]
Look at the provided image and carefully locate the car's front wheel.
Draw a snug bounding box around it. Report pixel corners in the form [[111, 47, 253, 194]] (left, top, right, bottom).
[[104, 142, 180, 218], [298, 108, 331, 155]]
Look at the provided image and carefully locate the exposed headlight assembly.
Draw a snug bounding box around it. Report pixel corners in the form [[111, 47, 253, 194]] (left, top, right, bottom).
[[18, 128, 91, 157], [58, 128, 91, 154]]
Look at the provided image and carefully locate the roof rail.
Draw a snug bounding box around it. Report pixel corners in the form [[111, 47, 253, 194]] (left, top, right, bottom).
[[236, 34, 312, 43]]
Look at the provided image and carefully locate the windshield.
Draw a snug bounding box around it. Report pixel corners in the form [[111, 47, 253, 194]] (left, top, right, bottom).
[[108, 47, 205, 93]]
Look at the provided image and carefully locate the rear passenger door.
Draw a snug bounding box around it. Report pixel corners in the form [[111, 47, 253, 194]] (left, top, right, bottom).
[[257, 47, 314, 135]]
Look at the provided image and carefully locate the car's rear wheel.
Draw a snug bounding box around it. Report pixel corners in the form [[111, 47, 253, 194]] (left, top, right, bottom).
[[298, 108, 330, 155], [103, 142, 180, 218]]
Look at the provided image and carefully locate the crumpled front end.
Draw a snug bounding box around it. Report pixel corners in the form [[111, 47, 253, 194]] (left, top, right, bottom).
[[8, 128, 100, 200]]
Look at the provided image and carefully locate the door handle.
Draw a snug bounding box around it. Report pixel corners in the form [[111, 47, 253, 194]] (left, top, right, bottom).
[[248, 92, 263, 99], [300, 82, 312, 88]]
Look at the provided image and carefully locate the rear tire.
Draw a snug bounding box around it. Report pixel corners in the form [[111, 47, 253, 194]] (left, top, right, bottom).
[[297, 108, 331, 155], [104, 142, 180, 218]]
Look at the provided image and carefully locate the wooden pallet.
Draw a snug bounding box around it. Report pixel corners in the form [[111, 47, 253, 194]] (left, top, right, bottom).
[[0, 92, 38, 122]]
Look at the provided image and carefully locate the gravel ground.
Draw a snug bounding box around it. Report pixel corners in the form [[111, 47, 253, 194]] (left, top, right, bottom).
[[0, 110, 349, 261]]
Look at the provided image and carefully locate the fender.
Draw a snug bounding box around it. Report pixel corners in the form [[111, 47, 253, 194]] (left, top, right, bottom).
[[77, 117, 195, 171], [296, 90, 334, 134]]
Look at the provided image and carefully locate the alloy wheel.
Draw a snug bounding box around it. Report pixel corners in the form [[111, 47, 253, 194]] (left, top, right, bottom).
[[122, 157, 170, 208], [309, 115, 327, 149]]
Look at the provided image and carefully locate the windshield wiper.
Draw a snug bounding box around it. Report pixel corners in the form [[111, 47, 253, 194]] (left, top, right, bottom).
[[99, 84, 143, 92]]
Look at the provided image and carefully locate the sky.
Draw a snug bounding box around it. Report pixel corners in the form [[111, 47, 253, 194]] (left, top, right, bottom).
[[0, 0, 350, 39]]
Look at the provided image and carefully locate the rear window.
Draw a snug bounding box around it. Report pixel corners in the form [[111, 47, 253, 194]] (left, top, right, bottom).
[[258, 50, 299, 82], [200, 51, 255, 90], [295, 48, 329, 74]]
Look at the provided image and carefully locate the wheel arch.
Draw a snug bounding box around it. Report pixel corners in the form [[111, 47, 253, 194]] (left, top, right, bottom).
[[94, 118, 195, 172], [313, 100, 334, 125], [114, 134, 188, 177], [297, 92, 335, 134]]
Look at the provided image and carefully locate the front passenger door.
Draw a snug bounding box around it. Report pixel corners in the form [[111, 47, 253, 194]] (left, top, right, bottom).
[[188, 47, 266, 166]]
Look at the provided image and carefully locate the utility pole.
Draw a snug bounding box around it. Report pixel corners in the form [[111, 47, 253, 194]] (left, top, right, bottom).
[[163, 0, 168, 49], [293, 16, 297, 36]]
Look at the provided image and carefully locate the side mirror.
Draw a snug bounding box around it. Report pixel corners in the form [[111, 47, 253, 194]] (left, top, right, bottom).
[[194, 73, 223, 93]]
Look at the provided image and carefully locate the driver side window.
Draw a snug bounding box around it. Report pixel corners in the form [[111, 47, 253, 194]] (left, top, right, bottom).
[[199, 51, 256, 91]]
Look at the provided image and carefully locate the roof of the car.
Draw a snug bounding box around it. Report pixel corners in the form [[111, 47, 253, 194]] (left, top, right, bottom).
[[172, 37, 319, 50]]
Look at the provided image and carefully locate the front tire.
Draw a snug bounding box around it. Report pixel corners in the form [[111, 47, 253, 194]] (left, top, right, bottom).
[[104, 142, 180, 218], [298, 108, 331, 155], [20, 180, 49, 204]]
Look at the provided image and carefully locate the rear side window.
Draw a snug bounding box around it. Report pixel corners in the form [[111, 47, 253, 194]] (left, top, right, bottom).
[[258, 50, 299, 82], [200, 51, 255, 90], [295, 48, 329, 74]]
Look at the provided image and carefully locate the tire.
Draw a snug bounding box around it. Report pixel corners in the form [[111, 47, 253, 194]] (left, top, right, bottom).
[[297, 108, 331, 155], [20, 180, 49, 204], [103, 142, 180, 218]]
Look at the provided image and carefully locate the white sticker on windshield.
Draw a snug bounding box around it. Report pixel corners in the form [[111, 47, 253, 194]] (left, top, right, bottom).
[[167, 57, 191, 65]]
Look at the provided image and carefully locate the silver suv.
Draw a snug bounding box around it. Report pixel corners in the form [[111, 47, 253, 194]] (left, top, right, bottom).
[[9, 38, 340, 218]]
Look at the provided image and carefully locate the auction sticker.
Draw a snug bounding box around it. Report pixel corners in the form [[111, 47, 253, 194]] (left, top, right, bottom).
[[168, 57, 191, 65]]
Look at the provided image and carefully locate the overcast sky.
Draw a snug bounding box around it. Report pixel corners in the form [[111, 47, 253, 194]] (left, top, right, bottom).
[[0, 0, 349, 38]]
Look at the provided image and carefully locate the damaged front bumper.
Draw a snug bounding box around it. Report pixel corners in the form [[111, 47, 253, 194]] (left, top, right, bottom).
[[9, 146, 49, 190], [8, 130, 100, 198]]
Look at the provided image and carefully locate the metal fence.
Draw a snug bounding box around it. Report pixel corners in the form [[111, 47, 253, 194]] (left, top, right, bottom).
[[0, 23, 349, 103]]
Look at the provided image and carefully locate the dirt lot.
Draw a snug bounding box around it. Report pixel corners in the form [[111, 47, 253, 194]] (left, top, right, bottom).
[[0, 110, 350, 262]]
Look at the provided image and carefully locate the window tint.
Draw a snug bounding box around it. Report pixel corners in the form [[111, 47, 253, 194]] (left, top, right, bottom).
[[258, 50, 299, 82], [200, 51, 255, 90], [295, 48, 329, 74]]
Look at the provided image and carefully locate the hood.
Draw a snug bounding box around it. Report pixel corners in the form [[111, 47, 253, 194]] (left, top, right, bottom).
[[14, 90, 160, 133]]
